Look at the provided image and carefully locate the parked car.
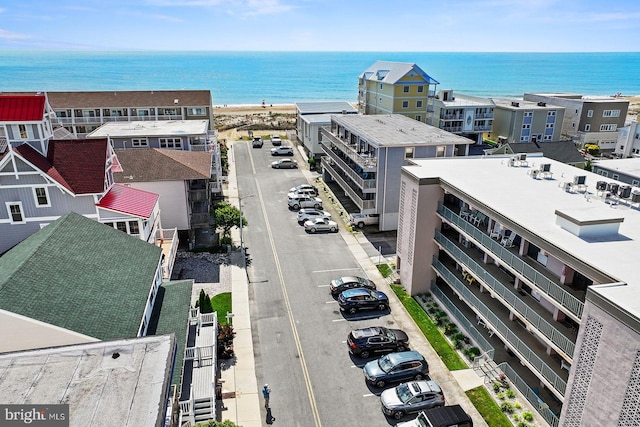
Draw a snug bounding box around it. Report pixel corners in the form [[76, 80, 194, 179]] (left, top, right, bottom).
[[347, 326, 409, 358], [271, 159, 297, 169], [338, 288, 388, 314], [297, 209, 331, 224], [288, 188, 317, 199], [289, 184, 318, 195], [348, 213, 380, 228], [330, 276, 376, 296], [363, 351, 430, 388], [252, 136, 263, 148], [397, 405, 473, 427], [271, 146, 294, 156], [381, 380, 445, 419], [288, 195, 322, 210], [271, 135, 282, 146], [304, 218, 338, 233]]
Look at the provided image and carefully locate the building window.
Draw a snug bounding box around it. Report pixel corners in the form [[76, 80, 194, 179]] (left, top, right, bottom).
[[403, 86, 409, 93], [613, 174, 619, 180], [33, 187, 50, 207], [405, 147, 414, 159], [188, 107, 206, 116], [129, 221, 140, 235], [543, 135, 553, 141], [523, 111, 533, 117], [116, 222, 127, 232], [416, 100, 423, 108], [379, 83, 383, 90], [547, 110, 556, 116], [522, 124, 531, 129], [136, 109, 150, 117], [402, 101, 409, 108], [160, 138, 182, 149], [546, 123, 554, 128], [520, 136, 529, 142], [600, 124, 617, 132], [6, 202, 25, 223], [632, 180, 640, 186], [436, 146, 446, 158], [19, 124, 28, 139], [585, 124, 591, 131], [415, 115, 422, 122], [417, 86, 424, 93], [131, 138, 148, 148], [603, 110, 620, 117], [587, 110, 593, 117]]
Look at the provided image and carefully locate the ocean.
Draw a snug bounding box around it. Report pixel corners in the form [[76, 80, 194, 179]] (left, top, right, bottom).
[[1, 51, 639, 105]]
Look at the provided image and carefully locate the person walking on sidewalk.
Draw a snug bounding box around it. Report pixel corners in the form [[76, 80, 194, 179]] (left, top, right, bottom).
[[262, 384, 271, 409]]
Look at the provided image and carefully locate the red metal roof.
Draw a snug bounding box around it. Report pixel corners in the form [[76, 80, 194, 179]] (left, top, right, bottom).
[[96, 184, 159, 218], [0, 95, 46, 121], [14, 139, 109, 194]]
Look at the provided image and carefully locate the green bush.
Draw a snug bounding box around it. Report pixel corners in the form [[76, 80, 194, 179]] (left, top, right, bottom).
[[512, 414, 521, 422], [428, 306, 438, 314], [497, 392, 506, 400], [376, 263, 393, 278], [196, 289, 214, 314], [514, 402, 522, 409], [516, 423, 528, 427], [506, 389, 516, 399], [500, 401, 514, 413], [444, 323, 458, 336], [493, 382, 502, 392], [467, 347, 481, 360], [522, 411, 534, 422]]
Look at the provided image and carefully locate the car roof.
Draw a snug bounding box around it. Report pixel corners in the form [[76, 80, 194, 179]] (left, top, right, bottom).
[[342, 288, 373, 297], [412, 380, 441, 394], [351, 326, 383, 338], [385, 351, 424, 364], [339, 276, 365, 283]]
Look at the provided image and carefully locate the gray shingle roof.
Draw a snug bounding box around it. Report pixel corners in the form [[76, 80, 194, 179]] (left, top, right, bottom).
[[0, 212, 162, 340], [114, 149, 212, 182], [46, 90, 212, 109], [360, 61, 439, 85]]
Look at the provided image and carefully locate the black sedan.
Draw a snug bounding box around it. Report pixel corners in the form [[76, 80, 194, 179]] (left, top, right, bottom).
[[330, 276, 376, 296], [348, 326, 409, 358], [338, 288, 389, 314]]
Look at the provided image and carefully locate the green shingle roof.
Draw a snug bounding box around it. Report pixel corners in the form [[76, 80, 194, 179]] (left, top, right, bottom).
[[0, 212, 162, 340], [147, 280, 194, 385]]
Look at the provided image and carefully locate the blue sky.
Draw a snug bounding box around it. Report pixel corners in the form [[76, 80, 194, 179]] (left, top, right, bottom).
[[1, 0, 639, 51]]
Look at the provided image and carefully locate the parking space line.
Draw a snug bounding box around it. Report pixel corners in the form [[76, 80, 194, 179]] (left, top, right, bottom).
[[312, 268, 360, 273], [325, 300, 337, 304], [317, 284, 330, 288], [363, 393, 376, 398], [332, 318, 347, 322]]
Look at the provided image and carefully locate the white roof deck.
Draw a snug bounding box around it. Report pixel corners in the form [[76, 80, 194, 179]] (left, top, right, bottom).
[[403, 155, 640, 318], [0, 334, 175, 426], [88, 120, 209, 138], [593, 158, 640, 178], [295, 101, 357, 115]]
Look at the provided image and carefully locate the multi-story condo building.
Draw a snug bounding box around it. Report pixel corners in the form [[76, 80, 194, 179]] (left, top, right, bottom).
[[485, 140, 587, 168], [397, 155, 640, 426], [295, 101, 358, 160], [44, 90, 214, 137], [592, 157, 640, 187], [319, 114, 473, 230], [614, 120, 640, 158], [433, 90, 495, 144], [358, 61, 439, 125], [490, 98, 565, 144], [524, 93, 629, 150]]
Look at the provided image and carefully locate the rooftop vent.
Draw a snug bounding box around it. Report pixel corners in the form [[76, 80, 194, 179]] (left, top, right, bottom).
[[511, 101, 520, 107], [174, 99, 179, 104], [537, 101, 547, 107]]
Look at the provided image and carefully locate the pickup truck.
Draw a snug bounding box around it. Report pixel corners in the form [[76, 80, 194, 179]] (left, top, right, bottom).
[[347, 213, 379, 228]]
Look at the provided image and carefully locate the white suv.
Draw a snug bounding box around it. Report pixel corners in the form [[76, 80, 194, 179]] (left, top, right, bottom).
[[288, 196, 323, 210], [271, 146, 294, 156], [297, 209, 331, 224], [271, 135, 282, 146], [348, 213, 379, 228]]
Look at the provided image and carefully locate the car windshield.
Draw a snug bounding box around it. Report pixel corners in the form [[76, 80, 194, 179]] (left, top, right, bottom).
[[385, 329, 395, 339], [396, 383, 414, 403], [378, 355, 393, 372]]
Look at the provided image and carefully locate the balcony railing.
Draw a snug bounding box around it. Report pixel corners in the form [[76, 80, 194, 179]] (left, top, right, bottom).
[[321, 158, 376, 211], [433, 258, 567, 397], [191, 212, 210, 227], [52, 114, 184, 125], [438, 204, 584, 319], [319, 129, 377, 171], [442, 125, 463, 133], [475, 112, 495, 119], [321, 144, 377, 191], [156, 227, 178, 279], [427, 285, 495, 359], [473, 125, 492, 132], [0, 137, 7, 153], [435, 230, 576, 358]]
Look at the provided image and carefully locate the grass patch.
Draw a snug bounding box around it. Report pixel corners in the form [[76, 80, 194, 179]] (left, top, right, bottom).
[[377, 263, 393, 278], [390, 284, 467, 371], [466, 386, 513, 427], [210, 292, 232, 325]]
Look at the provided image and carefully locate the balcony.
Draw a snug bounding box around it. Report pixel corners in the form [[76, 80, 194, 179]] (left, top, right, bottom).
[[433, 258, 568, 399], [321, 144, 377, 192], [321, 157, 375, 211], [320, 129, 377, 171], [156, 227, 179, 279], [438, 203, 584, 320], [475, 112, 494, 119], [435, 230, 577, 359], [0, 137, 7, 153], [442, 125, 463, 133], [189, 181, 210, 203], [473, 125, 493, 132]]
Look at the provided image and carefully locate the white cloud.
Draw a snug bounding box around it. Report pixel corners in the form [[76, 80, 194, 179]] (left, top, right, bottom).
[[0, 29, 30, 40], [144, 0, 294, 15]]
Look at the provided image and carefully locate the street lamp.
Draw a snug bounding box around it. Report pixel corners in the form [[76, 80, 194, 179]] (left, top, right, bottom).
[[238, 194, 255, 253]]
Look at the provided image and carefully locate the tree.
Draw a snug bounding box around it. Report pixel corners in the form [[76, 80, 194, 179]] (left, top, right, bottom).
[[196, 289, 214, 314], [194, 420, 241, 427], [213, 202, 247, 242]]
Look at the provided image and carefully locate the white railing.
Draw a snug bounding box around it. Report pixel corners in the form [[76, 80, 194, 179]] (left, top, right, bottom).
[[321, 158, 376, 211], [0, 137, 7, 153], [156, 227, 178, 280], [319, 129, 377, 170], [321, 144, 377, 190]]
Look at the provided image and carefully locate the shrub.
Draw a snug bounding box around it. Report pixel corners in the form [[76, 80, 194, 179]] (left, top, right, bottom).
[[514, 402, 522, 409], [506, 389, 516, 399], [444, 323, 458, 336], [516, 423, 528, 427], [493, 382, 502, 392], [497, 392, 506, 400], [522, 411, 534, 422], [468, 347, 481, 360], [512, 414, 521, 422], [197, 289, 214, 314], [500, 401, 514, 413], [428, 306, 438, 314], [437, 309, 446, 317]]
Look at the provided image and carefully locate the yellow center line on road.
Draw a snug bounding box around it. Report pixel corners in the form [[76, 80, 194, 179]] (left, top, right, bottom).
[[247, 143, 323, 427]]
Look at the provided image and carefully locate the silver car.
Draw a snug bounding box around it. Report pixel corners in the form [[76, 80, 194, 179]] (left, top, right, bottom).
[[304, 218, 338, 233], [271, 158, 297, 169], [288, 196, 322, 210], [380, 380, 445, 419], [297, 209, 331, 224], [289, 184, 318, 195]]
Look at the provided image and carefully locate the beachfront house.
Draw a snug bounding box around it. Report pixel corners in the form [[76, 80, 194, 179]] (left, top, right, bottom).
[[319, 114, 473, 230], [489, 98, 565, 144], [358, 61, 439, 125], [0, 94, 56, 155], [613, 120, 640, 158], [295, 101, 358, 161], [432, 89, 495, 144], [46, 90, 215, 137], [86, 119, 222, 197], [114, 148, 217, 248], [397, 155, 640, 426], [524, 93, 629, 151]]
